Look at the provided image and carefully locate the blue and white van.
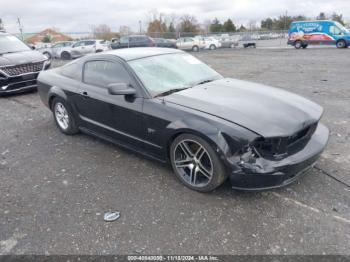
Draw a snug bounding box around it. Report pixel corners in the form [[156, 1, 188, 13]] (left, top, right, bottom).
[[288, 20, 350, 49]]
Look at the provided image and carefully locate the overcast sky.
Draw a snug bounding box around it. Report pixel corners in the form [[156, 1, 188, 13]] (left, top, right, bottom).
[[1, 0, 349, 33]]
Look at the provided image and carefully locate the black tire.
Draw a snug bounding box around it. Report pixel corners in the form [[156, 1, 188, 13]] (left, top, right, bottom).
[[170, 133, 227, 192], [209, 44, 216, 50], [192, 45, 199, 52], [294, 40, 302, 49], [302, 44, 308, 49], [336, 40, 347, 49], [61, 51, 71, 60], [96, 49, 103, 53], [43, 52, 52, 60], [51, 97, 79, 135]]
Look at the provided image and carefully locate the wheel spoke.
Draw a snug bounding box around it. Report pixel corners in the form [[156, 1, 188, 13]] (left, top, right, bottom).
[[175, 159, 192, 168], [179, 142, 194, 158], [189, 166, 197, 185], [198, 163, 212, 179], [195, 146, 205, 160]]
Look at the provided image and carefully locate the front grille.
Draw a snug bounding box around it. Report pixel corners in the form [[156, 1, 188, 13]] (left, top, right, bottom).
[[253, 122, 318, 159], [0, 61, 44, 76]]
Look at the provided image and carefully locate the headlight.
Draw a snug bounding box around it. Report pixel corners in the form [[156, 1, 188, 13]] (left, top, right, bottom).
[[239, 145, 260, 164]]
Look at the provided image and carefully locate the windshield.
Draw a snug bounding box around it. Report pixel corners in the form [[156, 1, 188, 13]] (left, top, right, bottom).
[[0, 35, 31, 54], [128, 53, 222, 96], [335, 21, 349, 33]]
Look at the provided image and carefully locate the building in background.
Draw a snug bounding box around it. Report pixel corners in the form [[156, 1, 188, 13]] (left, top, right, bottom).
[[26, 28, 72, 44]]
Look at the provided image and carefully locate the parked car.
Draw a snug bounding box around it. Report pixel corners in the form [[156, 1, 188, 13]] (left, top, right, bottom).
[[37, 47, 329, 192], [202, 37, 222, 50], [0, 32, 50, 95], [176, 37, 205, 51], [110, 35, 155, 49], [220, 36, 239, 48], [37, 41, 74, 60], [154, 38, 176, 48], [68, 40, 110, 59], [288, 20, 350, 49]]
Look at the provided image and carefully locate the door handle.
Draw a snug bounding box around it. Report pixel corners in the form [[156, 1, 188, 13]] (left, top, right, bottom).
[[81, 91, 89, 98]]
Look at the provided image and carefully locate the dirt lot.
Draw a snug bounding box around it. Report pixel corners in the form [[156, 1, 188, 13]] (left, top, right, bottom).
[[0, 47, 349, 255]]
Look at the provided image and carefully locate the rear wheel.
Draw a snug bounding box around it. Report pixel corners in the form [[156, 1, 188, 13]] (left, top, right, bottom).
[[170, 134, 227, 192], [336, 40, 347, 49], [52, 98, 79, 135], [61, 51, 71, 60], [294, 40, 303, 49], [192, 45, 199, 52], [209, 44, 216, 50]]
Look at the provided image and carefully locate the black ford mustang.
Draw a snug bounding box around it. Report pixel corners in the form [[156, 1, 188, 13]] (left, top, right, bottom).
[[37, 48, 329, 192]]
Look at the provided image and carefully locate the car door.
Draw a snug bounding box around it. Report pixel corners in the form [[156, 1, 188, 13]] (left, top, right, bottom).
[[51, 42, 64, 57], [82, 40, 96, 54], [71, 41, 85, 56], [75, 59, 145, 150], [119, 36, 129, 48]]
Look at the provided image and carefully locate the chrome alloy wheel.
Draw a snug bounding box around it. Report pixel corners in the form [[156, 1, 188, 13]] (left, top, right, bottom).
[[54, 102, 69, 130], [173, 139, 213, 187]]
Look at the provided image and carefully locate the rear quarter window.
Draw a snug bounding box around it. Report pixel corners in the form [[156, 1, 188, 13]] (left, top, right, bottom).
[[60, 60, 82, 81]]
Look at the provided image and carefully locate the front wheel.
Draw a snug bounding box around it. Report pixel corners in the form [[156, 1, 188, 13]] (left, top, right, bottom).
[[192, 45, 199, 52], [61, 51, 71, 60], [336, 40, 347, 49], [209, 44, 216, 50], [294, 40, 303, 49], [52, 98, 79, 135], [170, 134, 227, 192]]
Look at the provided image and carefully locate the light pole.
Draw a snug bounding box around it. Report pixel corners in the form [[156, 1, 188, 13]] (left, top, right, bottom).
[[139, 20, 142, 34]]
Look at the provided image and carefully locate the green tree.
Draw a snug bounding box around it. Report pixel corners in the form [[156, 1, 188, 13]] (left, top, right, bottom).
[[316, 12, 327, 20], [168, 22, 175, 32], [331, 12, 345, 25], [238, 24, 246, 32], [261, 18, 273, 30], [209, 18, 223, 32], [0, 18, 4, 31], [223, 19, 236, 32], [42, 35, 52, 43]]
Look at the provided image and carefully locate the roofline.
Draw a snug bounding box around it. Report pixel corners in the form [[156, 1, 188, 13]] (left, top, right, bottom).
[[291, 20, 335, 23]]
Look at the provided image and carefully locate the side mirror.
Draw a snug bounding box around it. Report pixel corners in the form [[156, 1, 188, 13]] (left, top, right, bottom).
[[108, 83, 136, 96]]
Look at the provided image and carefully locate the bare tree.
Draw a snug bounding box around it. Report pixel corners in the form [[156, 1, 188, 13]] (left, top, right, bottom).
[[119, 25, 131, 36], [92, 24, 114, 40]]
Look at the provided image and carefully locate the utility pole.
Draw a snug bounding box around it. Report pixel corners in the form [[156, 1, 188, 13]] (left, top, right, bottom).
[[17, 17, 23, 40], [139, 20, 142, 34], [284, 10, 288, 30]]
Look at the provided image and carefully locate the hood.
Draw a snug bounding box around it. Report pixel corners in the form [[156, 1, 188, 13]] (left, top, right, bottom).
[[0, 50, 46, 67], [164, 78, 323, 137]]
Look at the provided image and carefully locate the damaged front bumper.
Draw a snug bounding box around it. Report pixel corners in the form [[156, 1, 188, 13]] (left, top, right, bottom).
[[229, 123, 329, 190]]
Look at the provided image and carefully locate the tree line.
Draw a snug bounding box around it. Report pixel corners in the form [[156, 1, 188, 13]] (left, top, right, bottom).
[[146, 11, 347, 36]]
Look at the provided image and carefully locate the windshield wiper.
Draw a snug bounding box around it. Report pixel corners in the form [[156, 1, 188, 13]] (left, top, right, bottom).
[[154, 87, 190, 98], [193, 79, 216, 86]]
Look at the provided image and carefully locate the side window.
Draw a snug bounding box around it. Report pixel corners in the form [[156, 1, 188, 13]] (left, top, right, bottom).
[[60, 60, 82, 81], [85, 40, 95, 46], [330, 25, 341, 35], [73, 41, 84, 47], [83, 60, 131, 88], [120, 37, 129, 44], [53, 43, 64, 48]]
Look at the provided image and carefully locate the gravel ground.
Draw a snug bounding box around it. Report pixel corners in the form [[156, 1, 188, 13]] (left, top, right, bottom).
[[0, 47, 349, 255]]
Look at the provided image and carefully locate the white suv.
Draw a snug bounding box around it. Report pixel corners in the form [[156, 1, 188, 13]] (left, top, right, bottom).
[[68, 40, 110, 59]]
